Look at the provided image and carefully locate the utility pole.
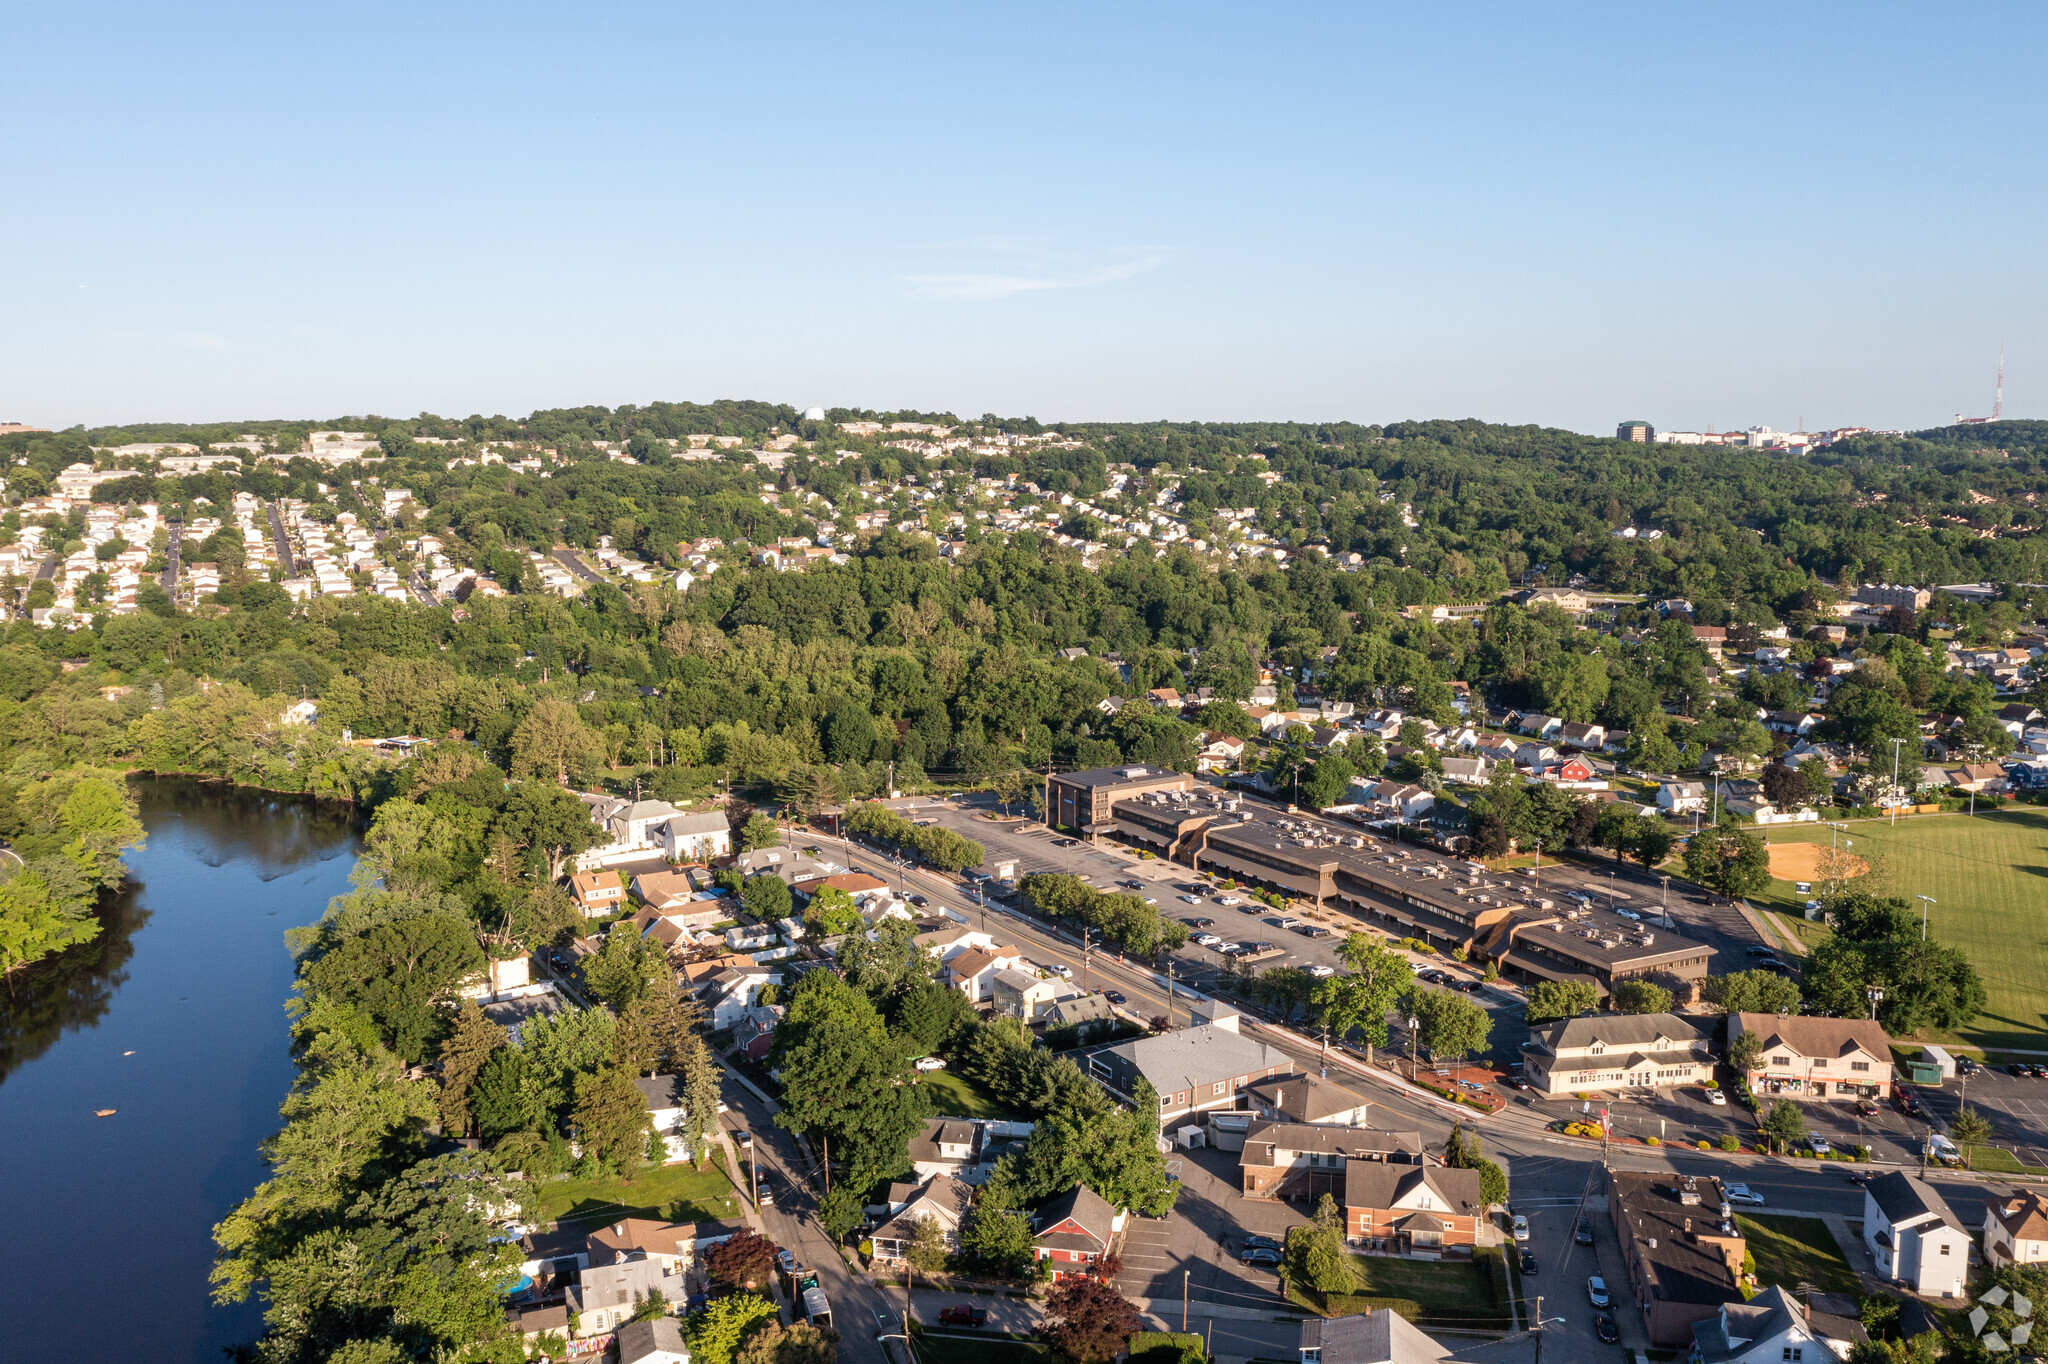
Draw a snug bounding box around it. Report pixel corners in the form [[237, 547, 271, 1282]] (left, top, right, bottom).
[[1533, 1297, 1543, 1364], [1166, 960, 1176, 1029], [1917, 894, 1937, 942], [1081, 927, 1093, 992], [1182, 1269, 1190, 1332]]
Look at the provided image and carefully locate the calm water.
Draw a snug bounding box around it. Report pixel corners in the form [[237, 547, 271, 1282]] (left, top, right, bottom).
[[0, 777, 361, 1362]]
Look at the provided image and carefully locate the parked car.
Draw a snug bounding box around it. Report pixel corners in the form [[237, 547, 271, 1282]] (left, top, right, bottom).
[[938, 1306, 988, 1327], [1308, 964, 1336, 977], [908, 894, 929, 906], [1615, 908, 1642, 921], [1104, 989, 1127, 1005], [1595, 1314, 1619, 1344], [1508, 1076, 1530, 1091], [1452, 980, 1484, 994], [1241, 1234, 1283, 1251], [1808, 1137, 1832, 1156], [1587, 1276, 1610, 1308], [1856, 1099, 1880, 1117], [1120, 879, 1145, 890], [1219, 942, 1248, 956], [1237, 901, 1263, 914], [1045, 963, 1073, 979], [777, 1249, 798, 1275], [1179, 894, 1201, 904], [1575, 1216, 1594, 1245], [1847, 1172, 1873, 1186], [1217, 895, 1243, 906], [1724, 1184, 1766, 1206], [1418, 969, 1447, 984], [1240, 1247, 1283, 1267], [914, 1056, 947, 1072], [1746, 945, 1775, 957], [1053, 838, 1079, 848], [1195, 934, 1224, 948], [1519, 1249, 1537, 1276], [1512, 1215, 1530, 1242], [1705, 1088, 1728, 1106], [1959, 1057, 1981, 1076], [1186, 917, 1217, 928], [1275, 916, 1302, 929]]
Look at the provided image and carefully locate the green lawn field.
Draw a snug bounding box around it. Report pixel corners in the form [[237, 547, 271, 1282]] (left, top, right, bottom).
[[1750, 808, 2048, 1050], [536, 1152, 744, 1227], [914, 1067, 1027, 1120]]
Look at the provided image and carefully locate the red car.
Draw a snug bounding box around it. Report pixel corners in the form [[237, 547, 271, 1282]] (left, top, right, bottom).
[[938, 1307, 989, 1327]]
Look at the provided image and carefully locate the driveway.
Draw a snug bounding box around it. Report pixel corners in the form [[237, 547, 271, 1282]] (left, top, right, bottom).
[[1116, 1142, 1305, 1318]]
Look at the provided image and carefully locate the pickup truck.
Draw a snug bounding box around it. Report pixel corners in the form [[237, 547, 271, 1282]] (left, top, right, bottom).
[[937, 1306, 989, 1327]]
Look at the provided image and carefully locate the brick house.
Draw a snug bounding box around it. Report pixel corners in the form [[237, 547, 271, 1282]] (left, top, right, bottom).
[[1240, 1121, 1426, 1201], [1344, 1163, 1486, 1257]]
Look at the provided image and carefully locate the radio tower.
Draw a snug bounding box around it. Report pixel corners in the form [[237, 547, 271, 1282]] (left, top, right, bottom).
[[1996, 343, 2005, 421]]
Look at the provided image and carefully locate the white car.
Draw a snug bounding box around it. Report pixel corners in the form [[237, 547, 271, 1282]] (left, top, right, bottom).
[[1615, 908, 1642, 921], [1705, 1088, 1728, 1106], [914, 1056, 947, 1072], [1195, 933, 1224, 948], [1723, 1184, 1766, 1206], [1218, 895, 1243, 906], [1179, 894, 1201, 904], [1276, 917, 1302, 929], [1512, 1215, 1530, 1242], [1308, 964, 1336, 977], [1045, 963, 1073, 979]]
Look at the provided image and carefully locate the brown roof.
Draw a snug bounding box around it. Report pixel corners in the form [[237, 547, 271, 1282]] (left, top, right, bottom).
[[570, 869, 624, 896], [797, 872, 888, 895], [1240, 1120, 1425, 1168], [946, 946, 1019, 980], [681, 954, 758, 984], [1343, 1162, 1484, 1219], [585, 1217, 695, 1264], [1734, 1012, 1892, 1061], [632, 869, 695, 906], [1243, 1073, 1375, 1123], [1995, 1191, 2048, 1244]]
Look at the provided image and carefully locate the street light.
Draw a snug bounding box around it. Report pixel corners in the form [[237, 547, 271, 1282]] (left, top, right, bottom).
[[1408, 1014, 1421, 1083], [1916, 894, 1937, 942], [1889, 737, 1908, 826]]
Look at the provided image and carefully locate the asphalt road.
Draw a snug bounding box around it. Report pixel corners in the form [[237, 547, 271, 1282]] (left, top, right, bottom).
[[266, 502, 296, 574], [163, 518, 182, 590], [554, 547, 604, 585]]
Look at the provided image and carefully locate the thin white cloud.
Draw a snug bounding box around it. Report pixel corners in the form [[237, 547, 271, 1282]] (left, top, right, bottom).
[[906, 252, 1165, 302]]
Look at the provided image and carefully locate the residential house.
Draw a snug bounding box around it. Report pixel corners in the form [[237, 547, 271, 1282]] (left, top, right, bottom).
[[871, 1174, 975, 1263], [916, 926, 998, 964], [702, 964, 774, 1030], [279, 699, 320, 726], [1240, 1121, 1426, 1200], [569, 869, 627, 917], [634, 1074, 705, 1163], [575, 795, 732, 869], [1692, 625, 1729, 658], [1198, 733, 1248, 772], [1033, 1183, 1124, 1279], [617, 1318, 691, 1364], [1688, 1285, 1867, 1364], [1344, 1163, 1487, 1256], [992, 967, 1071, 1021], [583, 1217, 707, 1273], [1728, 1013, 1891, 1101], [1944, 763, 2009, 794], [1558, 721, 1606, 750], [1086, 1020, 1296, 1123], [1863, 1171, 1969, 1297], [945, 944, 1027, 1002], [1536, 756, 1599, 786], [1608, 1171, 1747, 1347], [1984, 1190, 2048, 1268], [1513, 742, 1560, 770], [1046, 993, 1117, 1029], [1656, 781, 1708, 815], [1765, 710, 1822, 737], [567, 1258, 687, 1338], [1519, 1013, 1715, 1098], [1517, 713, 1564, 739], [907, 1116, 1034, 1186], [1441, 756, 1492, 786], [506, 1303, 573, 1348], [1298, 1311, 1451, 1364], [1243, 1073, 1379, 1127], [731, 1004, 782, 1060]]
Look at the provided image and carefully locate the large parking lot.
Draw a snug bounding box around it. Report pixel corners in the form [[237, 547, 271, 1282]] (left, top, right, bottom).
[[1917, 1066, 2048, 1165]]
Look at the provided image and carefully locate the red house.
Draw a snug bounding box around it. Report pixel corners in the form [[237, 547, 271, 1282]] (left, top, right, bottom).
[[1032, 1184, 1123, 1279]]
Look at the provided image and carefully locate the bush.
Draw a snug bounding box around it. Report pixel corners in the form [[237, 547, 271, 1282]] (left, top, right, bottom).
[[1720, 1135, 1740, 1152], [858, 1239, 874, 1259], [1697, 1139, 1711, 1150], [1645, 1136, 1661, 1147]]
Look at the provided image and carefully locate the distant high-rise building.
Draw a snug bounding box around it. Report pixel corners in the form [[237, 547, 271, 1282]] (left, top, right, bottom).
[[1617, 420, 1654, 442]]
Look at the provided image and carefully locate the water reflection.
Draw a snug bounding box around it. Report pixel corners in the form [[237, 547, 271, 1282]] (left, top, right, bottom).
[[0, 775, 364, 1364]]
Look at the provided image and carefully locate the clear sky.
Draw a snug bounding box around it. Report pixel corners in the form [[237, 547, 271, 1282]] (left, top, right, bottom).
[[5, 3, 2042, 434]]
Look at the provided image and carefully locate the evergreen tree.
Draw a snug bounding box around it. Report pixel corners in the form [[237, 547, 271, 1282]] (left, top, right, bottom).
[[436, 998, 507, 1136]]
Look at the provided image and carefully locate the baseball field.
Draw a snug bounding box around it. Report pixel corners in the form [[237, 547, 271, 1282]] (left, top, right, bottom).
[[1752, 807, 2048, 1052]]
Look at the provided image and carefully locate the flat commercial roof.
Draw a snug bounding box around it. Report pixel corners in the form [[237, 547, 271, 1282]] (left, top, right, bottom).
[[1053, 764, 1187, 790]]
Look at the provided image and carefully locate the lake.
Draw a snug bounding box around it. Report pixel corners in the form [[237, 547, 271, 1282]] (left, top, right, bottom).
[[0, 777, 362, 1362]]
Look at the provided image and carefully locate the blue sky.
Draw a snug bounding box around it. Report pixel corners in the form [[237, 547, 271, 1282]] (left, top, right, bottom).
[[4, 3, 2042, 433]]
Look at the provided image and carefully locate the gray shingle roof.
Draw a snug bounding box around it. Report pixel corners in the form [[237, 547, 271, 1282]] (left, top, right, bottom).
[[1106, 1023, 1293, 1095], [1528, 1012, 1710, 1053], [1867, 1170, 1968, 1237], [1299, 1310, 1450, 1364]]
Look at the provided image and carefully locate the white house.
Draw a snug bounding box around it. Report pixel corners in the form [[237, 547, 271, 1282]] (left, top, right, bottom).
[[1984, 1189, 2048, 1269], [944, 944, 1027, 1002], [1688, 1284, 1866, 1363], [1656, 781, 1708, 814], [1863, 1171, 1970, 1298], [575, 795, 732, 869], [633, 1073, 706, 1163], [279, 699, 320, 726]]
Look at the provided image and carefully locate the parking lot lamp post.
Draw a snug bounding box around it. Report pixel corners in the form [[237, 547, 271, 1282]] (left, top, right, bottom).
[[1659, 876, 1669, 921], [1916, 895, 1936, 942], [1182, 1270, 1190, 1332], [1890, 737, 1908, 826], [1080, 928, 1093, 992], [1866, 987, 1883, 1022], [1408, 1014, 1420, 1083]]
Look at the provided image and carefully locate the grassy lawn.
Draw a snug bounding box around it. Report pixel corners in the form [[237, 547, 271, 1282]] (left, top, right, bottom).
[[1748, 809, 2048, 1050], [1759, 908, 1830, 953], [1735, 1214, 1861, 1297], [1290, 1248, 1514, 1330], [536, 1152, 745, 1228], [915, 1067, 1026, 1121], [915, 1338, 1052, 1364], [1962, 1145, 2048, 1176]]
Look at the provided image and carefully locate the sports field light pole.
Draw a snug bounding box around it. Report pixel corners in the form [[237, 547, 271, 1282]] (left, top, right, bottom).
[[1916, 894, 1936, 942], [1889, 737, 1908, 826]]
